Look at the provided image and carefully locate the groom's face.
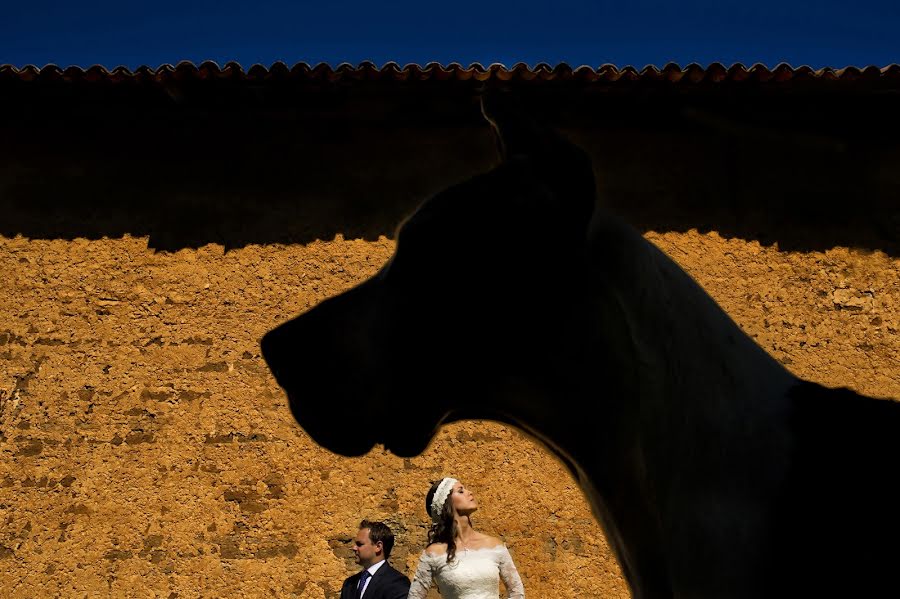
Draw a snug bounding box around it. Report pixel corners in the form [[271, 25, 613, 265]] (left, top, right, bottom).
[[353, 527, 382, 568]]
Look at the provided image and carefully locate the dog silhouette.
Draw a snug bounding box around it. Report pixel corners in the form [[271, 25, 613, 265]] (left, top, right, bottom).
[[262, 94, 900, 598]]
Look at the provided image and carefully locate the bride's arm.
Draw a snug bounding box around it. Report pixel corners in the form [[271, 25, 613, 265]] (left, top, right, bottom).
[[406, 552, 435, 599], [498, 545, 525, 599]]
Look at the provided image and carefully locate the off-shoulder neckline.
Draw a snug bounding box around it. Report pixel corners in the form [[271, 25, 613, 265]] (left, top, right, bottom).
[[422, 544, 507, 558]]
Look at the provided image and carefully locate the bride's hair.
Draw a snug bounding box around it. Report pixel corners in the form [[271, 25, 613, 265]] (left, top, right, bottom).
[[425, 479, 461, 562]]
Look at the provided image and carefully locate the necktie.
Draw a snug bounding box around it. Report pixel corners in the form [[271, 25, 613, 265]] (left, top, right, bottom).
[[356, 569, 371, 598]]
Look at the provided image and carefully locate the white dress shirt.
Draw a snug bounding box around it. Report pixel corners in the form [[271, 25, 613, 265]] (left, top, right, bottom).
[[360, 558, 387, 597]]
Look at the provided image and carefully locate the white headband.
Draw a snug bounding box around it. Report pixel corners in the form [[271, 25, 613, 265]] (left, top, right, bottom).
[[430, 478, 458, 521]]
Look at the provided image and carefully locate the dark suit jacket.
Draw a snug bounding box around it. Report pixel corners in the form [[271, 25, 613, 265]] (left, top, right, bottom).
[[340, 561, 410, 599]]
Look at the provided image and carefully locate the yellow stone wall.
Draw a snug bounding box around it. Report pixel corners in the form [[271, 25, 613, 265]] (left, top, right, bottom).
[[1, 229, 896, 598]]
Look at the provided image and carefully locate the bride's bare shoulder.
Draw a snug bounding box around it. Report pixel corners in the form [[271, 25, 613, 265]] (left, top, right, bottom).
[[424, 543, 448, 556], [475, 534, 505, 549]]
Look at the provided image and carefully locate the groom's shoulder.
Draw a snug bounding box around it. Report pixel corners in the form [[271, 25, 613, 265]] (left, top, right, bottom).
[[341, 569, 360, 587], [384, 562, 410, 581], [337, 571, 354, 599]]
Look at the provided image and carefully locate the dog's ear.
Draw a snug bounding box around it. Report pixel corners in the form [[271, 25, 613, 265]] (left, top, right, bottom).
[[480, 90, 596, 236], [479, 90, 541, 162]]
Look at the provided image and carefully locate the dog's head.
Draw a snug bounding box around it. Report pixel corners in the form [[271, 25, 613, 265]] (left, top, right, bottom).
[[262, 95, 597, 457]]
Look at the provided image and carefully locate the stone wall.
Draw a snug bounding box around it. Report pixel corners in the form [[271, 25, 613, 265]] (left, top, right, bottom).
[[1, 228, 896, 598]]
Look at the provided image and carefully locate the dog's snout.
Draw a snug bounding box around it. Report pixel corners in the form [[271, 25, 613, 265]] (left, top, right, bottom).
[[260, 320, 308, 390]]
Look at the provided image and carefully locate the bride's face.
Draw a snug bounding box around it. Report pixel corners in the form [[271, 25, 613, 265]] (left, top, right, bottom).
[[450, 482, 478, 514]]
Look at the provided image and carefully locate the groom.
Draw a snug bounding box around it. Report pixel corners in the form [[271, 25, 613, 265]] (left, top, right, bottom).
[[340, 520, 411, 599]]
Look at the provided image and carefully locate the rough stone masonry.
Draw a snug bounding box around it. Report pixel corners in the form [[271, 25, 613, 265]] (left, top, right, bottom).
[[1, 228, 896, 597]]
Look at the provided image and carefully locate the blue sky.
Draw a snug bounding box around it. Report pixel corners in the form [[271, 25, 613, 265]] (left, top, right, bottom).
[[1, 0, 898, 69]]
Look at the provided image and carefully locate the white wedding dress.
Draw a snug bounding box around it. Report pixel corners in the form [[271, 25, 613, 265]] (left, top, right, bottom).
[[407, 545, 525, 599]]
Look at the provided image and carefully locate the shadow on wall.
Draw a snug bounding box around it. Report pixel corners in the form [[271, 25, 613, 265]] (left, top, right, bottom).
[[1, 81, 898, 255]]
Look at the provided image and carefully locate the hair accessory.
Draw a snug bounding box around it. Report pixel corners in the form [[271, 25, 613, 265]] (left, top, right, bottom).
[[430, 477, 458, 521]]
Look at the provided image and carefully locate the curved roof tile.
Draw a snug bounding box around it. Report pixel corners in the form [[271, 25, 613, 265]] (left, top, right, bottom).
[[2, 61, 900, 84]]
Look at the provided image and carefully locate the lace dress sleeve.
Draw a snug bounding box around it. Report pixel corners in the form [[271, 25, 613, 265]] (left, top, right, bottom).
[[406, 551, 435, 599], [498, 545, 525, 598]]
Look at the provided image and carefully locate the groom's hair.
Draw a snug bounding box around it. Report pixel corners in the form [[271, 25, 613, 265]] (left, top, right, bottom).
[[360, 519, 395, 559]]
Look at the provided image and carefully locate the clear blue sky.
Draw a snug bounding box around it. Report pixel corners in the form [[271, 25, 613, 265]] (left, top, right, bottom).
[[1, 0, 898, 69]]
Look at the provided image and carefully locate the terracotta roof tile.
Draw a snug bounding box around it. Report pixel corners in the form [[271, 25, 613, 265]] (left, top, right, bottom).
[[2, 61, 900, 85]]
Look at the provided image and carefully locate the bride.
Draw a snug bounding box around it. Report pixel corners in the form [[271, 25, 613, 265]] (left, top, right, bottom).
[[407, 477, 525, 599]]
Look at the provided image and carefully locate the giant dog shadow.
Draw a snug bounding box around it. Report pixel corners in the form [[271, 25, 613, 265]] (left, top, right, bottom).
[[262, 94, 900, 598]]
